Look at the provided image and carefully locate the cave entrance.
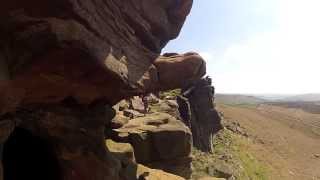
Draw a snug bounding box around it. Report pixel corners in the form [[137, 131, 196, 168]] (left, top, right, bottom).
[[2, 127, 61, 180]]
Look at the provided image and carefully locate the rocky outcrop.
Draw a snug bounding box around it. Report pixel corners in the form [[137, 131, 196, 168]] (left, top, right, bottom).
[[106, 139, 136, 165], [149, 99, 181, 118], [135, 164, 185, 180], [153, 52, 206, 91], [0, 0, 205, 115], [0, 1, 211, 180], [110, 112, 192, 178], [129, 97, 146, 114], [107, 139, 185, 180], [1, 103, 120, 180], [178, 77, 222, 152]]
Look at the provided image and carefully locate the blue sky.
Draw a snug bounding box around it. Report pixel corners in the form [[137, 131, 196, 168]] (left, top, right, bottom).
[[164, 0, 320, 94]]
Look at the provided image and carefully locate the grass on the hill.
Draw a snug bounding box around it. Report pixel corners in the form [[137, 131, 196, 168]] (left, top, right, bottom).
[[226, 103, 259, 109], [191, 129, 269, 180]]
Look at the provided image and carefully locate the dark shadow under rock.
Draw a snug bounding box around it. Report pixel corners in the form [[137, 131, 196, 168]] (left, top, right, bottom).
[[2, 128, 61, 180]]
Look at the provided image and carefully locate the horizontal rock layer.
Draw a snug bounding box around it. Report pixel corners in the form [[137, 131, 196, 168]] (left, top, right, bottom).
[[0, 0, 206, 115]]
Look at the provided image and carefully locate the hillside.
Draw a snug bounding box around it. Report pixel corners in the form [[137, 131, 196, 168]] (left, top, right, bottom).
[[216, 103, 320, 180], [215, 94, 266, 105], [280, 94, 320, 102], [266, 101, 320, 114], [216, 93, 320, 103]]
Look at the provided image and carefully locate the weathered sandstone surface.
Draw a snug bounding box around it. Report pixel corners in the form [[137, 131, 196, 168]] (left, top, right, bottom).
[[0, 1, 218, 180]]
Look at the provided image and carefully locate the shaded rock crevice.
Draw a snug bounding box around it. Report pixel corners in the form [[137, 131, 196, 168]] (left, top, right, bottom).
[[0, 102, 121, 180], [2, 127, 61, 180]]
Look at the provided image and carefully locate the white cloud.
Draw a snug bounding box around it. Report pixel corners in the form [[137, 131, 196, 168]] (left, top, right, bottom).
[[208, 0, 320, 94]]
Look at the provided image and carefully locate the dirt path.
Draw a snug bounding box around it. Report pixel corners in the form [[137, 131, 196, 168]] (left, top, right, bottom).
[[218, 104, 320, 180]]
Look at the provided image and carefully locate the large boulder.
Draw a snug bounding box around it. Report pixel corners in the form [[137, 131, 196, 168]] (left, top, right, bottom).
[[107, 139, 184, 180], [154, 52, 206, 90], [106, 139, 136, 165], [111, 112, 192, 178], [0, 0, 206, 115]]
